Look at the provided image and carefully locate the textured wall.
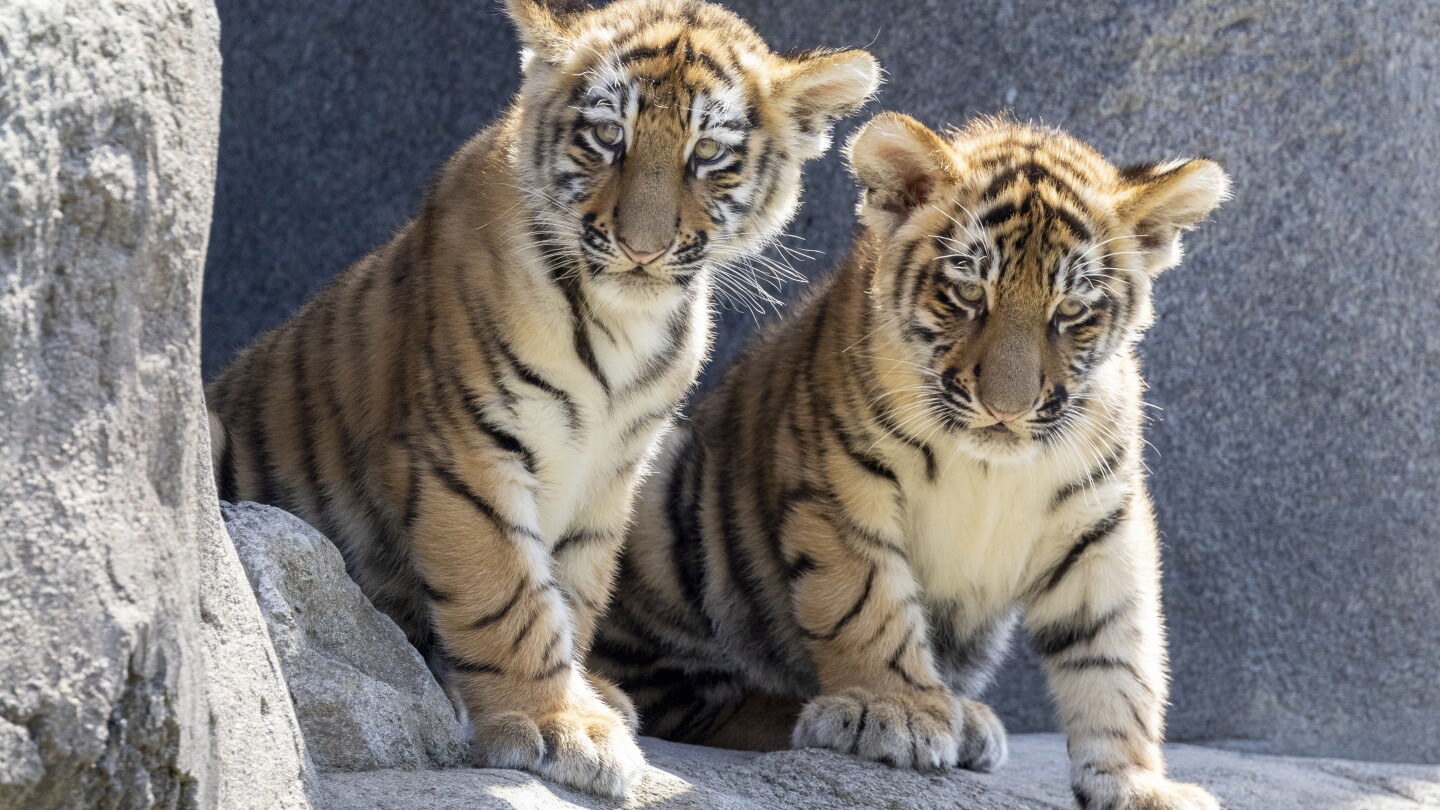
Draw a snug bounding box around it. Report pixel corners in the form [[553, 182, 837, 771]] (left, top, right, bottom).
[[0, 0, 314, 806], [201, 0, 1440, 763]]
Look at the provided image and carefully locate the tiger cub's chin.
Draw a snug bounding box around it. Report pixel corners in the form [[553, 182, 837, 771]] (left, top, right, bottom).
[[205, 0, 879, 797], [592, 111, 1228, 810]]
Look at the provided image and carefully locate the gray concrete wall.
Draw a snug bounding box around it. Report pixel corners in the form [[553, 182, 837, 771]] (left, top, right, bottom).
[[201, 0, 1440, 763]]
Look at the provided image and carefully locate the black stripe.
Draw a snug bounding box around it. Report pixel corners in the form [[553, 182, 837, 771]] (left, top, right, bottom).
[[1039, 502, 1129, 594], [620, 405, 674, 444], [980, 165, 1020, 201], [825, 406, 898, 484], [425, 457, 540, 543], [495, 332, 581, 431], [690, 48, 735, 83], [472, 580, 527, 630], [532, 657, 571, 682], [617, 37, 679, 65], [843, 349, 939, 481], [785, 553, 817, 582], [978, 202, 1020, 230], [548, 251, 611, 397], [461, 392, 538, 476], [619, 304, 692, 398], [447, 653, 505, 676], [510, 609, 542, 652], [552, 528, 612, 556], [1056, 655, 1143, 681], [1031, 602, 1128, 658], [458, 239, 582, 432], [807, 565, 876, 641], [1049, 204, 1093, 243], [1051, 445, 1126, 510], [836, 512, 908, 559], [885, 625, 942, 691]]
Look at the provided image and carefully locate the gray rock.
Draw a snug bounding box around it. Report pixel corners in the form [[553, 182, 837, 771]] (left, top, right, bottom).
[[0, 1, 313, 807], [199, 0, 1440, 763], [221, 502, 469, 771], [316, 734, 1440, 810]]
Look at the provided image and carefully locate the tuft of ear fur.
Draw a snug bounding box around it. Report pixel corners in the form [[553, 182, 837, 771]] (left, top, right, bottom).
[[1117, 158, 1230, 275], [506, 0, 587, 70], [776, 49, 881, 159], [847, 112, 959, 235]]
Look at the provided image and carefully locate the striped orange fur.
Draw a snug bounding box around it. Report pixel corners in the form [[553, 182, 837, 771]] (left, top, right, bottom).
[[205, 0, 878, 796], [592, 112, 1229, 809]]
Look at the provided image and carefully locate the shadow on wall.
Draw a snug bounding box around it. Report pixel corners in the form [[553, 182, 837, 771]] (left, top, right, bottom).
[[202, 0, 1440, 764]]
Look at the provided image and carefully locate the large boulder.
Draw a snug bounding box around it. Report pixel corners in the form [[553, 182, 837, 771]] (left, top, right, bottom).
[[0, 1, 313, 807], [199, 0, 1440, 763], [221, 502, 469, 771]]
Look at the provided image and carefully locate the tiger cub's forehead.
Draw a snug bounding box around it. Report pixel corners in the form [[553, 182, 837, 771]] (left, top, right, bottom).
[[941, 123, 1126, 281], [570, 4, 765, 133]]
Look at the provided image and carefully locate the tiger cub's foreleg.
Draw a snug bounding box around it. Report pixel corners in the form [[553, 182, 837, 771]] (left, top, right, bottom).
[[552, 474, 645, 732], [1025, 505, 1217, 810], [785, 500, 1005, 771], [411, 471, 643, 798]]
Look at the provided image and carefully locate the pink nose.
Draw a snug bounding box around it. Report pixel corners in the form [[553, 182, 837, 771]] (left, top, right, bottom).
[[618, 239, 667, 266], [982, 401, 1028, 423]]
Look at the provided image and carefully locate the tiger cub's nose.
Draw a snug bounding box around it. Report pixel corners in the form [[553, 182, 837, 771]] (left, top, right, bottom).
[[982, 400, 1030, 423], [618, 238, 668, 266]]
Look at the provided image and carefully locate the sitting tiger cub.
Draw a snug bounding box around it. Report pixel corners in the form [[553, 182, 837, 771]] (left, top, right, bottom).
[[591, 112, 1228, 809], [205, 0, 878, 796]]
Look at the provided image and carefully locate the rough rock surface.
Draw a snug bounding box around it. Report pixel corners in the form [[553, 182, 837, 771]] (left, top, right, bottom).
[[200, 0, 1440, 762], [0, 1, 312, 807], [318, 735, 1440, 810], [221, 502, 469, 771]]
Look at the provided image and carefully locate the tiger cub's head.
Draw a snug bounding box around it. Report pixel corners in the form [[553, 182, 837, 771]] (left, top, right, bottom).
[[506, 0, 879, 300], [849, 113, 1229, 461]]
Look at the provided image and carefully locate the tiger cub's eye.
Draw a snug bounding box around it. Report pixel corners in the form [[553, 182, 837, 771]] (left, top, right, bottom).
[[594, 122, 624, 146], [1057, 298, 1087, 318], [693, 137, 724, 162], [958, 282, 986, 303]]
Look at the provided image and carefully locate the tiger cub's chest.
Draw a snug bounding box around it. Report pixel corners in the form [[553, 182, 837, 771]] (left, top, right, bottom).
[[902, 455, 1068, 618], [520, 295, 706, 539]]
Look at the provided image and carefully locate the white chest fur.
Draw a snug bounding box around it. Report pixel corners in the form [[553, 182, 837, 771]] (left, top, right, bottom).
[[903, 455, 1067, 616], [512, 281, 709, 542]]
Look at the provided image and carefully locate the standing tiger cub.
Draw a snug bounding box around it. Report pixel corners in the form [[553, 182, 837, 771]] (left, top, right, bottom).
[[205, 0, 878, 796], [592, 113, 1229, 809]]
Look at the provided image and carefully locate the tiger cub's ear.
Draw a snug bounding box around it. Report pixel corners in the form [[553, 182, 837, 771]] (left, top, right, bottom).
[[775, 49, 882, 159], [848, 112, 959, 236], [505, 0, 587, 70], [1116, 158, 1231, 276]]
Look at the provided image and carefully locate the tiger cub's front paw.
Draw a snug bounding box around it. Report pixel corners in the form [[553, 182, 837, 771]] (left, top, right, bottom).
[[954, 698, 1007, 773], [472, 680, 646, 798], [1076, 770, 1221, 810], [792, 687, 958, 771]]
